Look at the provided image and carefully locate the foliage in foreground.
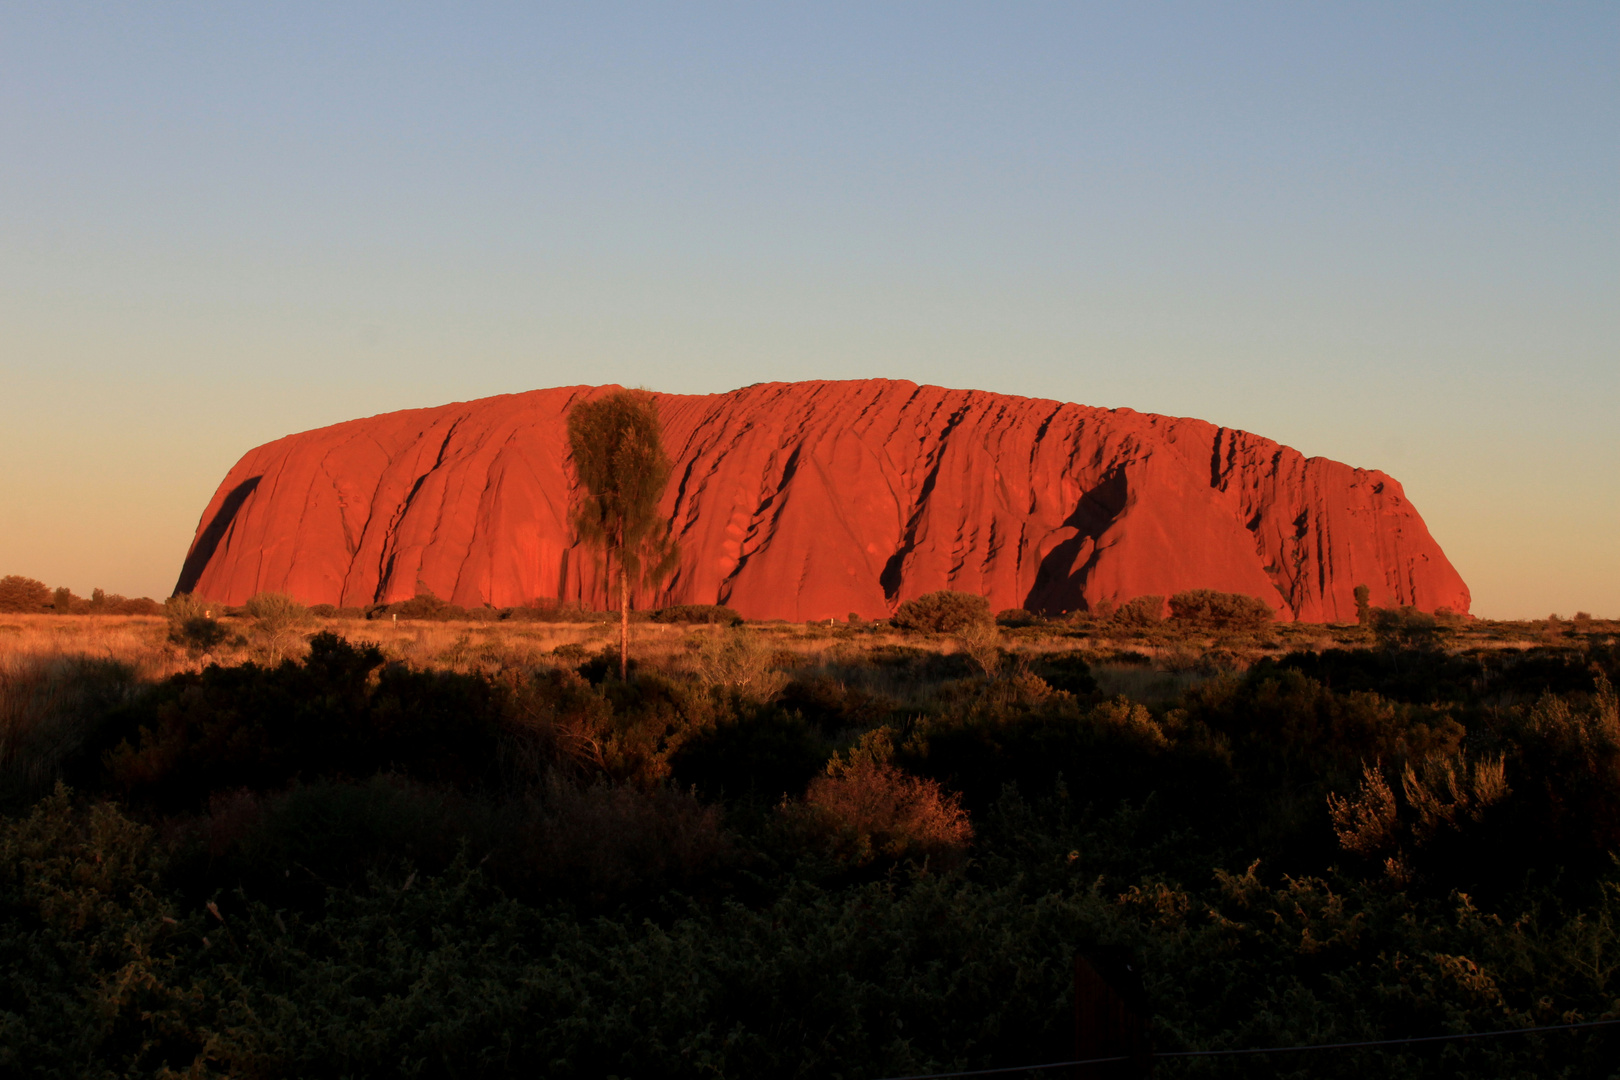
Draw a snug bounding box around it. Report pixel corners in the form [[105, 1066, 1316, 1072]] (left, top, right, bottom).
[[2, 625, 1620, 1078]]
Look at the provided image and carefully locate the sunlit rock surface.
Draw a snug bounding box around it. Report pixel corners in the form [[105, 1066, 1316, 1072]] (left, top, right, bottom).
[[176, 380, 1470, 622]]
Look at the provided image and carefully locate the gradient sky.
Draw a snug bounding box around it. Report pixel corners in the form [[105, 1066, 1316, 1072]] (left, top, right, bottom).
[[2, 3, 1615, 618]]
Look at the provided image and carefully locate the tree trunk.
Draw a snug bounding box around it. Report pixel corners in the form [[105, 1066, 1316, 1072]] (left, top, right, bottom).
[[619, 562, 630, 681]]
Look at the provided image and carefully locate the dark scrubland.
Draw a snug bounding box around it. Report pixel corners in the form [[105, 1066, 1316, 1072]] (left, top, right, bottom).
[[1, 590, 1619, 1078]]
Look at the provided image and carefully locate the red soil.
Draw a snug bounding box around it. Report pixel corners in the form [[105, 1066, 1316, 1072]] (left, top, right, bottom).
[[176, 380, 1470, 622]]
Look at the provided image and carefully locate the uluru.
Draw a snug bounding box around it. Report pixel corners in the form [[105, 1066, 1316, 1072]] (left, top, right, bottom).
[[175, 380, 1470, 622]]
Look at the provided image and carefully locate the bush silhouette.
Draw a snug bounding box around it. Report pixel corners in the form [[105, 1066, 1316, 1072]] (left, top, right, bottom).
[[670, 707, 826, 803], [86, 633, 502, 811], [245, 591, 313, 663], [1371, 605, 1439, 650], [892, 591, 992, 633], [370, 590, 467, 621], [1026, 652, 1097, 696], [0, 575, 51, 613], [1168, 589, 1274, 629], [163, 593, 230, 654], [1114, 594, 1165, 626], [169, 616, 229, 655], [652, 604, 744, 626], [801, 729, 973, 867]]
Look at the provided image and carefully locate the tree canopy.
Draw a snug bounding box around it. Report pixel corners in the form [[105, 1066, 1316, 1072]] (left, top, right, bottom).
[[566, 389, 678, 677]]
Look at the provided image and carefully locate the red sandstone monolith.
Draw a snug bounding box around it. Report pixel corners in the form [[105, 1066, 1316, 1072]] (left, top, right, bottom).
[[175, 380, 1470, 622]]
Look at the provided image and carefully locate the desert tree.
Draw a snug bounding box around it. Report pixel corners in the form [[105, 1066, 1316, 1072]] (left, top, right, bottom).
[[1354, 584, 1372, 626], [0, 575, 51, 613], [566, 388, 679, 680]]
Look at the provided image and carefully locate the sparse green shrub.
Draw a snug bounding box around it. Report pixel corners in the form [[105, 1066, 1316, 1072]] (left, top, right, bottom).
[[164, 594, 230, 655], [799, 729, 974, 868], [244, 591, 312, 663], [369, 590, 467, 621], [1168, 589, 1275, 630], [503, 599, 608, 623], [689, 629, 788, 702], [956, 621, 1003, 677], [164, 592, 215, 622], [170, 617, 229, 655], [653, 604, 744, 626], [242, 591, 305, 626], [1114, 594, 1165, 626], [1372, 605, 1439, 650], [309, 603, 365, 619], [995, 608, 1039, 628], [83, 588, 161, 615], [892, 590, 993, 634], [574, 645, 644, 684]]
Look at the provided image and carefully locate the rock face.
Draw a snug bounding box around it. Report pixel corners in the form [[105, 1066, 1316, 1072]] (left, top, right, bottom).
[[176, 380, 1470, 622]]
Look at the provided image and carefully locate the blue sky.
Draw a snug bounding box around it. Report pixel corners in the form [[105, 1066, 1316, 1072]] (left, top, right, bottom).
[[2, 3, 1615, 616]]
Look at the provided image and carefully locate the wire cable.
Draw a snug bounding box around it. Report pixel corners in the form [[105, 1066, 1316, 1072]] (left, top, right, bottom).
[[1156, 1016, 1620, 1058], [871, 1015, 1620, 1080]]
